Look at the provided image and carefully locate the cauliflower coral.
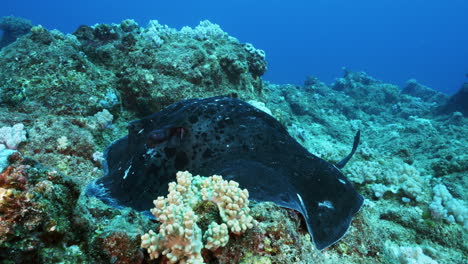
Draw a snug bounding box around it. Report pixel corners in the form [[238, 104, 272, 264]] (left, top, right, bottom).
[[141, 171, 256, 264]]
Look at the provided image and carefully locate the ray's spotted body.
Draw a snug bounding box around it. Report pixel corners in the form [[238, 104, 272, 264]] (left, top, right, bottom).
[[87, 96, 364, 250]]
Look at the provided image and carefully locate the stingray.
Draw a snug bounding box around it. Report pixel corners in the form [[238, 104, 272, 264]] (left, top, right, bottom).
[[87, 96, 364, 250]]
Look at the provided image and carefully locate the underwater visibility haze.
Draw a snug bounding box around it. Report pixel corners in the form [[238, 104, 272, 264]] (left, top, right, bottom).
[[0, 0, 467, 263]]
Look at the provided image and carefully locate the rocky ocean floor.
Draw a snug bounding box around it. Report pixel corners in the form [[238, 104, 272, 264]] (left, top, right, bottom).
[[0, 16, 466, 264]]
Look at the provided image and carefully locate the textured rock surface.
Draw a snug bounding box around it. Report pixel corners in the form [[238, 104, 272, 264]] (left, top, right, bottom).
[[0, 20, 266, 116]]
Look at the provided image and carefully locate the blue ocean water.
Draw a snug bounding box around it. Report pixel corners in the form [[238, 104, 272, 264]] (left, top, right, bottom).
[[2, 0, 467, 94]]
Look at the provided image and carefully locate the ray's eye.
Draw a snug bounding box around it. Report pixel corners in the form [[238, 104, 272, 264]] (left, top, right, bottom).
[[146, 129, 170, 148], [146, 127, 187, 148], [170, 127, 186, 140]]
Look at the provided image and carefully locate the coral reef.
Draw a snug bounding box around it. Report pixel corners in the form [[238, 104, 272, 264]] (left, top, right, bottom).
[[0, 17, 466, 264], [263, 70, 467, 264], [0, 19, 266, 116], [385, 242, 439, 264], [0, 154, 82, 262], [0, 16, 33, 49], [401, 79, 447, 104], [438, 82, 468, 115], [429, 184, 467, 229], [0, 26, 115, 115]]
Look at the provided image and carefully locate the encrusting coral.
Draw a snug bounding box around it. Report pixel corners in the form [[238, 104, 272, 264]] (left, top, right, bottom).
[[141, 171, 256, 264]]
